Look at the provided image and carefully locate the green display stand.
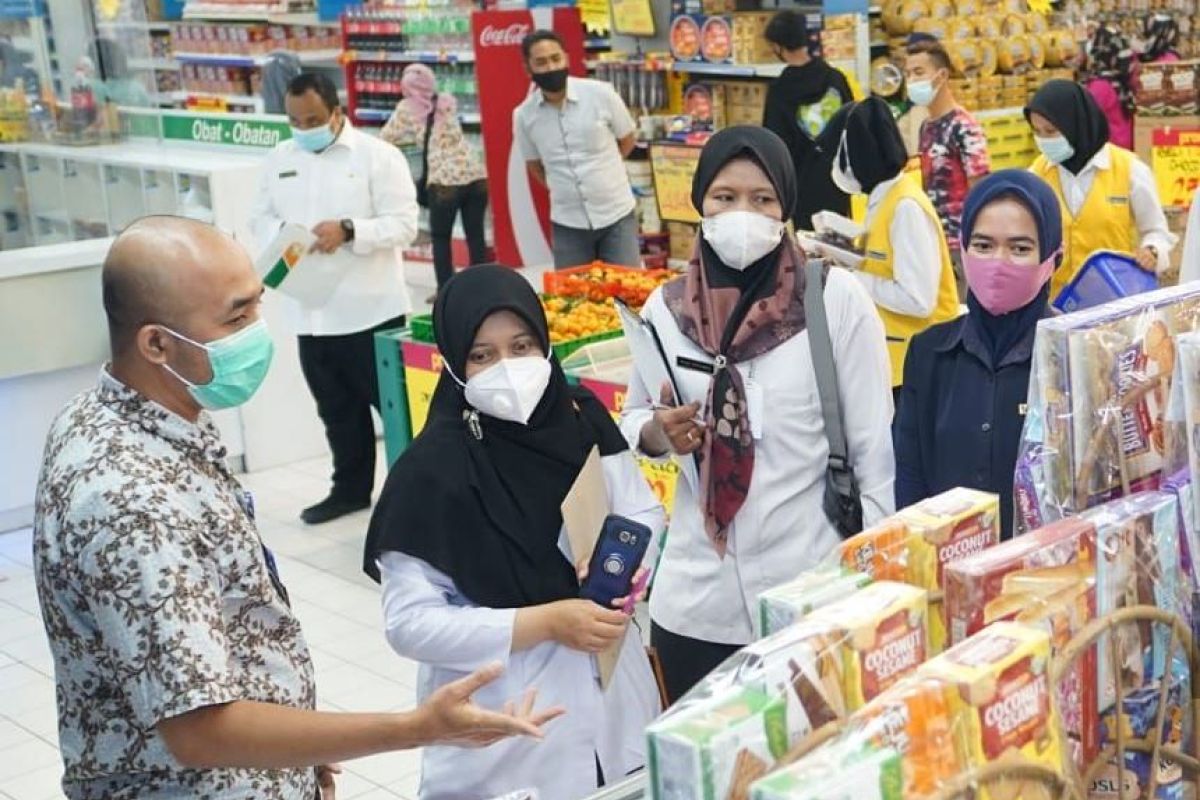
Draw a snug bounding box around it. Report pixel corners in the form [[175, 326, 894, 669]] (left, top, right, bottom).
[[374, 326, 413, 467]]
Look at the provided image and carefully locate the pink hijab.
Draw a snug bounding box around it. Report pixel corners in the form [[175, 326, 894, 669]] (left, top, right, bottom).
[[401, 63, 457, 121]]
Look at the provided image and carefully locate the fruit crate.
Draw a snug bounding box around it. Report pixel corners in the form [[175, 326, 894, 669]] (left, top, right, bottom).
[[406, 311, 622, 360], [542, 262, 675, 309]]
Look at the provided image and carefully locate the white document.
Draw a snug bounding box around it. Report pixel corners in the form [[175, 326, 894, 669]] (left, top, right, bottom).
[[255, 223, 346, 307], [614, 300, 701, 492]]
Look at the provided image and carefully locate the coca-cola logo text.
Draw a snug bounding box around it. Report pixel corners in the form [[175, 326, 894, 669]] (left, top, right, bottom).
[[478, 23, 531, 48]]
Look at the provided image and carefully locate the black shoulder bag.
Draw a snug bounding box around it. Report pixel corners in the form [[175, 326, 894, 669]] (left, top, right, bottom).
[[803, 259, 865, 538]]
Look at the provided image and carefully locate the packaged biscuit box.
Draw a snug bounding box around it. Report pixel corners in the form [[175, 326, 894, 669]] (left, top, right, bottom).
[[843, 677, 962, 797], [757, 568, 871, 637], [838, 520, 909, 583], [1015, 285, 1200, 533], [750, 738, 903, 800], [943, 517, 1097, 646], [647, 685, 787, 800], [808, 581, 928, 712], [1081, 492, 1183, 712], [918, 622, 1066, 800], [1015, 579, 1098, 770], [894, 488, 1000, 652]]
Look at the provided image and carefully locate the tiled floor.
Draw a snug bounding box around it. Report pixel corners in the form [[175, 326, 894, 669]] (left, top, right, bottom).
[[0, 452, 425, 800]]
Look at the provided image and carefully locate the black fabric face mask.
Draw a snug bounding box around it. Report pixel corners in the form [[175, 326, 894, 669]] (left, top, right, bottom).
[[531, 68, 568, 93]]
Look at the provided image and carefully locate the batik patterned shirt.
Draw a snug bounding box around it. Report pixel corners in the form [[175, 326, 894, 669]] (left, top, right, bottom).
[[33, 368, 317, 800], [918, 107, 991, 247]]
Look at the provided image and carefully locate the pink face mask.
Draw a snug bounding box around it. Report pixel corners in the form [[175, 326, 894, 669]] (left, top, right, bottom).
[[963, 249, 1059, 316]]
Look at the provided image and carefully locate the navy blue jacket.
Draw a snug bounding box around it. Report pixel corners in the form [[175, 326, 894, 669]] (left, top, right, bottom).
[[893, 309, 1049, 540]]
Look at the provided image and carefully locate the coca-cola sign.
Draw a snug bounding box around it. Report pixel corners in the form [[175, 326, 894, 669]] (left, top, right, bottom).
[[478, 23, 530, 47]]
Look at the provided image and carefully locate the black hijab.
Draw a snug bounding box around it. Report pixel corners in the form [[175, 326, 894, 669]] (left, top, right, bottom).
[[960, 170, 1063, 361], [819, 97, 908, 195], [362, 265, 628, 608], [1024, 79, 1110, 176], [690, 125, 797, 300]]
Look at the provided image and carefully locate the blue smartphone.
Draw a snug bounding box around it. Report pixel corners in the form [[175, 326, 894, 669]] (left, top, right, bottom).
[[580, 514, 653, 608]]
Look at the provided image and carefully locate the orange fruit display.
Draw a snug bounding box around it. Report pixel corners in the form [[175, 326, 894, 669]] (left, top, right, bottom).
[[541, 295, 621, 344]]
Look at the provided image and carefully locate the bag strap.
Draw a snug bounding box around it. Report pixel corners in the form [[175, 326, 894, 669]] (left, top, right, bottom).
[[803, 259, 851, 470], [419, 94, 437, 178]]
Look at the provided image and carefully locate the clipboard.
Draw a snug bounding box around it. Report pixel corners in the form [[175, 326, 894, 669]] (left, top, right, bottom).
[[255, 223, 346, 307], [613, 299, 701, 492]]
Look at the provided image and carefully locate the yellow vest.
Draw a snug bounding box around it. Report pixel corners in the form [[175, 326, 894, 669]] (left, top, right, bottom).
[[861, 172, 961, 387], [1030, 144, 1139, 300]]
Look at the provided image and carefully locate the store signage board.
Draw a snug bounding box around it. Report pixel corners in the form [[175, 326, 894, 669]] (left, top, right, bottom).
[[160, 113, 292, 149], [400, 340, 442, 436], [610, 0, 654, 36], [1151, 127, 1200, 209], [649, 143, 702, 224], [577, 0, 612, 34]]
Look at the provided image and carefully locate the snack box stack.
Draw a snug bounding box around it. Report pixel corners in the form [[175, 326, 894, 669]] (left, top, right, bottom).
[[837, 488, 1001, 653], [757, 567, 871, 637], [751, 623, 1066, 800], [648, 582, 926, 800], [1015, 283, 1200, 533]]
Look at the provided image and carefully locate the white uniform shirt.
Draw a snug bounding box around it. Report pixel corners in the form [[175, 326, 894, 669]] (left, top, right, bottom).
[[1178, 186, 1200, 285], [1050, 143, 1177, 273], [251, 122, 419, 336], [514, 76, 637, 231], [378, 451, 665, 800], [619, 268, 896, 645], [853, 175, 944, 318]]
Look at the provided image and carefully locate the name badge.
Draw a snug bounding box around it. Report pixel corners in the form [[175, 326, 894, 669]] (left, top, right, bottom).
[[278, 170, 298, 179], [677, 355, 715, 374], [1107, 195, 1129, 205], [866, 249, 888, 261], [1019, 403, 1028, 417]]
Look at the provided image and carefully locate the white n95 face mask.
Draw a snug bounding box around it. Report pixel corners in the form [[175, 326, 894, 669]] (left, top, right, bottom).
[[462, 356, 552, 425], [830, 129, 863, 196], [701, 210, 786, 271]]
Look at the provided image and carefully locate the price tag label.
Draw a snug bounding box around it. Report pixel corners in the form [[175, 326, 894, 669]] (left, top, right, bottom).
[[1151, 127, 1200, 209], [650, 143, 702, 224], [611, 0, 655, 36]]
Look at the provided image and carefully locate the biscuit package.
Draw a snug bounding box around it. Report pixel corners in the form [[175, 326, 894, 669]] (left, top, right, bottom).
[[917, 622, 1066, 800], [1015, 284, 1200, 533], [836, 489, 1000, 653], [943, 517, 1097, 646], [647, 619, 853, 799], [808, 581, 929, 712], [647, 686, 787, 800], [757, 568, 871, 638], [1080, 492, 1185, 713], [749, 739, 904, 800], [840, 677, 962, 797]]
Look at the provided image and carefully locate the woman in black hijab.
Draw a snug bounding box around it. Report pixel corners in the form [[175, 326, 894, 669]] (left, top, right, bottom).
[[761, 8, 855, 230], [1026, 79, 1174, 300], [364, 265, 664, 799], [815, 98, 960, 395], [619, 125, 896, 702]]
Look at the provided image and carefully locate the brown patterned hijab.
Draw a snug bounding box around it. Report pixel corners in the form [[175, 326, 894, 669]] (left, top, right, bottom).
[[663, 127, 811, 555]]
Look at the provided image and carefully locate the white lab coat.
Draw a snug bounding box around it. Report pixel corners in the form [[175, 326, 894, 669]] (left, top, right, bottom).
[[378, 451, 665, 800], [619, 268, 896, 646]]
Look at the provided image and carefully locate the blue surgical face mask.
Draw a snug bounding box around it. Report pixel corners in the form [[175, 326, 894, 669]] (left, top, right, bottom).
[[290, 120, 336, 153], [907, 78, 937, 107], [1035, 134, 1076, 165], [160, 319, 274, 410]]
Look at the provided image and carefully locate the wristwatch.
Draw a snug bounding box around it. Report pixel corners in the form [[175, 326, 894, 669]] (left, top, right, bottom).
[[340, 218, 355, 242]]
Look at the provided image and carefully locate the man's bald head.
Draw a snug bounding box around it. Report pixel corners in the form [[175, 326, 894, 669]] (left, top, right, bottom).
[[102, 216, 247, 354]]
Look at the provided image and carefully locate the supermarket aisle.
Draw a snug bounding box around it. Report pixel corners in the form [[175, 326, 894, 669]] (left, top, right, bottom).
[[0, 451, 425, 800]]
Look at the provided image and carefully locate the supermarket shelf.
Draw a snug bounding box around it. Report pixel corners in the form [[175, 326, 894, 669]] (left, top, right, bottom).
[[975, 106, 1027, 119], [128, 57, 180, 70], [96, 19, 173, 31], [174, 49, 341, 67], [668, 61, 784, 78], [343, 49, 475, 64], [181, 5, 334, 24], [165, 90, 265, 110], [356, 108, 481, 125]]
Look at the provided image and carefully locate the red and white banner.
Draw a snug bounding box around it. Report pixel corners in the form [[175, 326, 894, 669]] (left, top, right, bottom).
[[471, 7, 587, 267]]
